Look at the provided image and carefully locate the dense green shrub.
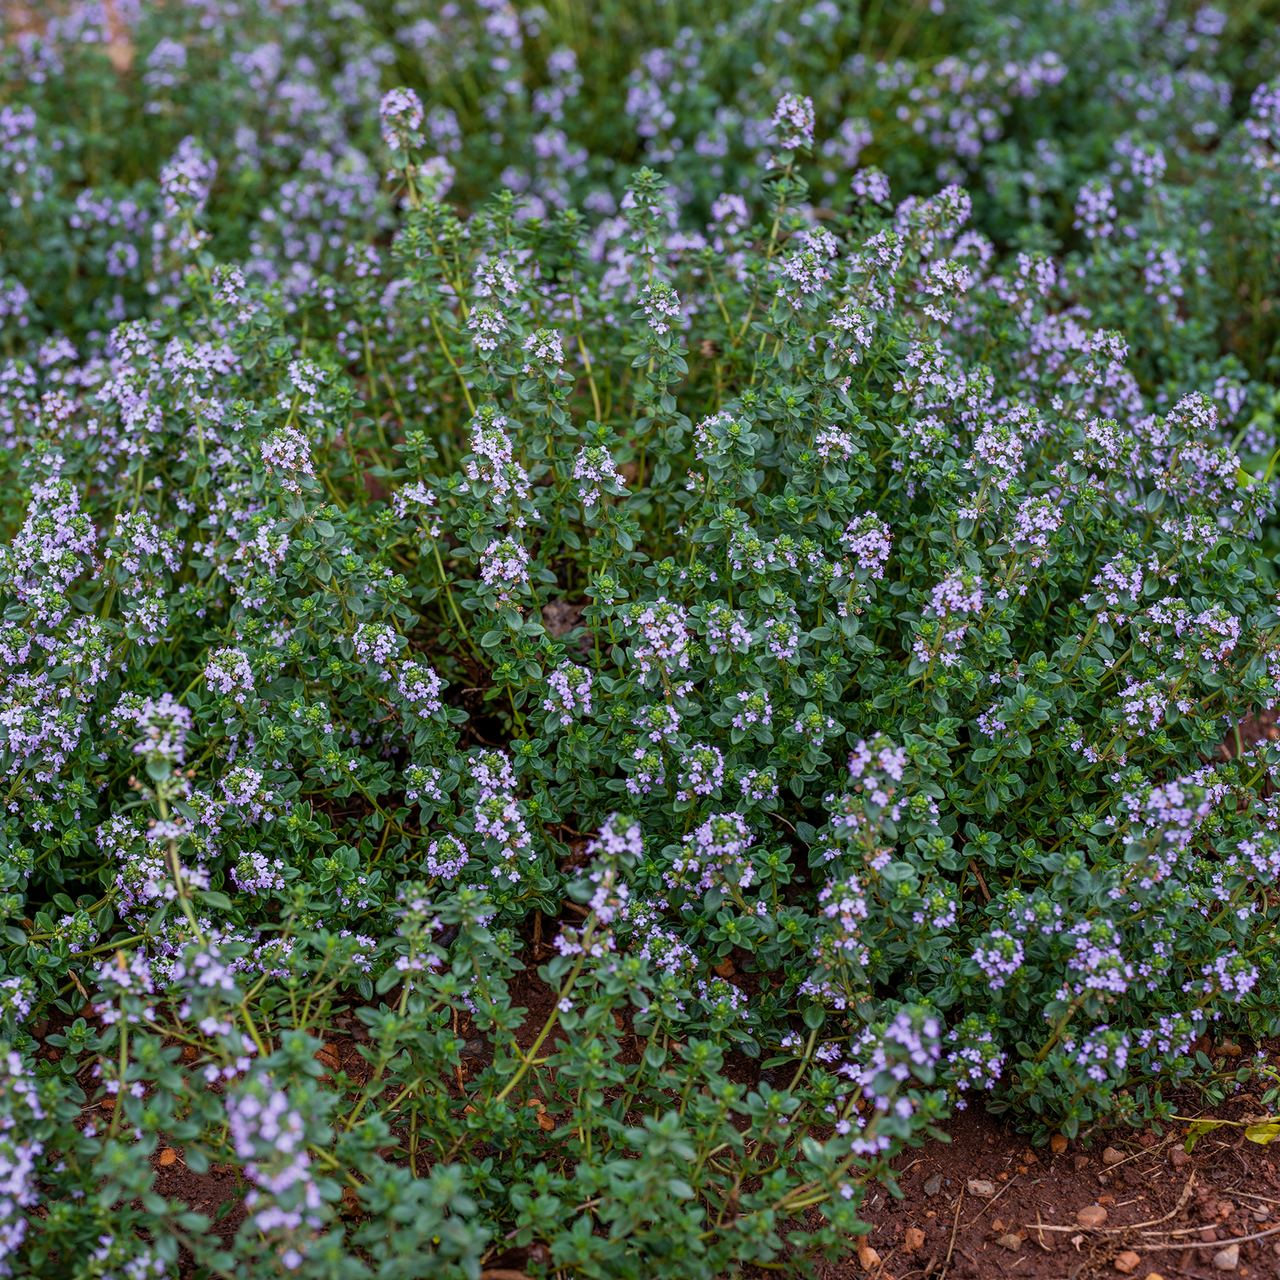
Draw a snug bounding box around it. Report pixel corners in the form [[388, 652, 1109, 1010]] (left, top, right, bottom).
[[4, 0, 1280, 410], [4, 4, 1280, 1278]]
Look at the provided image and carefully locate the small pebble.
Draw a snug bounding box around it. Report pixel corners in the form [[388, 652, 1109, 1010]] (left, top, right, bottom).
[[1074, 1154, 1092, 1171], [1200, 1228, 1218, 1243], [1114, 1250, 1140, 1274], [1212, 1243, 1239, 1271], [923, 1174, 943, 1197], [903, 1227, 925, 1252], [1170, 1147, 1190, 1168], [1051, 1133, 1068, 1155], [995, 1235, 1022, 1253], [1145, 1274, 1165, 1280], [857, 1242, 880, 1271], [1102, 1146, 1124, 1166], [967, 1179, 996, 1198], [1254, 1209, 1270, 1222], [1077, 1205, 1108, 1229]]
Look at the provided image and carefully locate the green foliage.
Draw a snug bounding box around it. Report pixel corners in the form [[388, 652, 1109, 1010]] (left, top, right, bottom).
[[3, 2, 1280, 1276]]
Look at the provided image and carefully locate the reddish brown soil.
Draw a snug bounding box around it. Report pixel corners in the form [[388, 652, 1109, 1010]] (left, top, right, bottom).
[[833, 1102, 1280, 1280]]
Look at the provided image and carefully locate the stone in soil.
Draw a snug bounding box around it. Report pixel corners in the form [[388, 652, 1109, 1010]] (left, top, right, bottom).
[[1212, 1243, 1240, 1271], [967, 1179, 995, 1197], [1077, 1205, 1108, 1228], [1114, 1251, 1140, 1274]]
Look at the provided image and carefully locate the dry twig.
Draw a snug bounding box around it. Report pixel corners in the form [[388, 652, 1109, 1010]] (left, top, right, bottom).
[[939, 1186, 965, 1280]]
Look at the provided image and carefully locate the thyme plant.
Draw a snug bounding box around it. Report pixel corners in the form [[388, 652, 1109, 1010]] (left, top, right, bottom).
[[1, 13, 1280, 1279]]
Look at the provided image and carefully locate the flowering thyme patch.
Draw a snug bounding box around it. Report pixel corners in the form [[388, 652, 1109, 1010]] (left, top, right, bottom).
[[0, 7, 1279, 1276]]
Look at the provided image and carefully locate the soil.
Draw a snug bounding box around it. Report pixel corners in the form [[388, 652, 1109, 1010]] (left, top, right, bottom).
[[820, 1100, 1280, 1280]]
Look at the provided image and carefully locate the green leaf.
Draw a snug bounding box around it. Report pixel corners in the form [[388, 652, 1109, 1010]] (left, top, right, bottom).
[[145, 758, 172, 783], [1184, 1118, 1225, 1152], [197, 890, 234, 912]]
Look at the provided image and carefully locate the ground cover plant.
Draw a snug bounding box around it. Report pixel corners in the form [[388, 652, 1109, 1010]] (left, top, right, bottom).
[[4, 2, 1280, 1278], [6, 0, 1280, 418]]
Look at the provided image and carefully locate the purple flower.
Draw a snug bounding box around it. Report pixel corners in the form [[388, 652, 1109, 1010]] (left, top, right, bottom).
[[571, 445, 626, 508], [396, 660, 444, 717], [479, 536, 531, 603], [772, 93, 815, 151], [204, 648, 255, 705], [353, 622, 399, 668], [676, 743, 725, 801], [159, 136, 217, 219], [851, 166, 891, 204], [380, 87, 424, 151], [542, 661, 593, 726]]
